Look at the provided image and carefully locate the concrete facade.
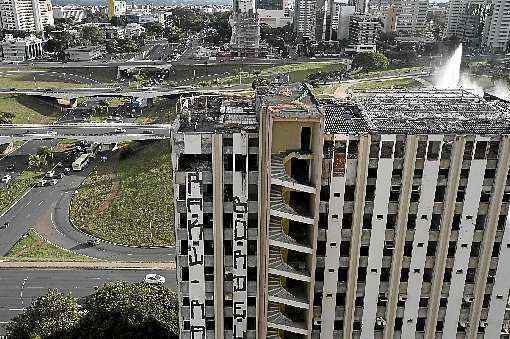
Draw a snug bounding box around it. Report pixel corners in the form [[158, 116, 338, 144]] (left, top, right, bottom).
[[172, 86, 510, 339], [0, 0, 53, 32]]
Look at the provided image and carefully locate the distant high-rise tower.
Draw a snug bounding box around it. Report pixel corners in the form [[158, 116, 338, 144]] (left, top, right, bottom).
[[294, 0, 317, 40], [447, 0, 492, 49], [391, 0, 428, 36], [0, 0, 53, 32], [483, 0, 510, 53], [107, 0, 126, 20], [230, 1, 260, 56]]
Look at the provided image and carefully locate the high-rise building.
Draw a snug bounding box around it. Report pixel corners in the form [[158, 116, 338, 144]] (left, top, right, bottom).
[[348, 14, 381, 51], [447, 0, 492, 49], [331, 2, 355, 40], [0, 0, 53, 32], [390, 0, 429, 35], [107, 0, 126, 20], [172, 84, 510, 339], [294, 0, 317, 40], [257, 0, 292, 28], [483, 0, 510, 53], [230, 0, 260, 56]]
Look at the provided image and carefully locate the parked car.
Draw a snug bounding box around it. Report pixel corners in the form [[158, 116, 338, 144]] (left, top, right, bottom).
[[44, 170, 64, 179], [86, 239, 100, 246], [1, 174, 11, 183], [114, 128, 127, 134], [144, 274, 166, 285], [38, 178, 57, 187], [6, 164, 14, 171]]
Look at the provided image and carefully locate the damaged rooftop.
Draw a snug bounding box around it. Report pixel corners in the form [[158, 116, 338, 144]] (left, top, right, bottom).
[[177, 85, 510, 135]]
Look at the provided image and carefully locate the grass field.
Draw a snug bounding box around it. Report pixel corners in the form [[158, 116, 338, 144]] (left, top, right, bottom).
[[70, 141, 174, 247], [203, 61, 348, 86], [3, 229, 90, 262], [135, 97, 177, 124], [0, 94, 62, 124], [0, 171, 40, 214], [0, 71, 93, 89]]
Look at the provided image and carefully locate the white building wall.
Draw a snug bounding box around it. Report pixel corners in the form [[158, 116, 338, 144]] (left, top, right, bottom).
[[232, 132, 249, 338], [320, 137, 354, 338], [186, 171, 206, 338], [485, 213, 510, 338], [360, 135, 396, 338], [443, 137, 489, 337], [401, 135, 443, 337]]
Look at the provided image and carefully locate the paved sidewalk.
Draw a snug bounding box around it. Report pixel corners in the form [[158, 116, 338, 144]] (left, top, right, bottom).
[[0, 261, 176, 270]]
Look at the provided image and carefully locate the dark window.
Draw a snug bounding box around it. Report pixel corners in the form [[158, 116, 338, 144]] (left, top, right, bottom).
[[381, 141, 394, 158], [474, 141, 488, 160], [248, 154, 258, 171], [235, 154, 246, 172], [321, 185, 330, 201], [427, 141, 441, 160], [248, 137, 258, 148], [248, 184, 258, 201]]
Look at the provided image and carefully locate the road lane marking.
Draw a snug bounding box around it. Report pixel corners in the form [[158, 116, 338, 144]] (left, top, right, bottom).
[[24, 200, 31, 208], [37, 201, 44, 206], [8, 308, 26, 311]]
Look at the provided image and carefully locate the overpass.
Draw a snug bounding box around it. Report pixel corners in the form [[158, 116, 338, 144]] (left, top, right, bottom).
[[0, 86, 249, 100], [0, 123, 173, 143]]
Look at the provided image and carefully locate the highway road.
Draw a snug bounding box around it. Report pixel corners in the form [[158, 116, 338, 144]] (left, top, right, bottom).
[[0, 123, 173, 143], [0, 268, 176, 334], [0, 85, 248, 99], [0, 155, 175, 262]]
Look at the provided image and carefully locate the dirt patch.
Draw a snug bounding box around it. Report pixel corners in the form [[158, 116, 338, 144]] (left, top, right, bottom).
[[96, 153, 121, 214]]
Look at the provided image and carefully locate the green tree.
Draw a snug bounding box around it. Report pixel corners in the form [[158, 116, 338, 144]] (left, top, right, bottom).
[[144, 22, 164, 37], [352, 52, 389, 71], [204, 11, 232, 45], [6, 290, 80, 339], [81, 26, 105, 45], [165, 24, 184, 43], [28, 154, 48, 170], [37, 146, 54, 162], [77, 282, 179, 338]]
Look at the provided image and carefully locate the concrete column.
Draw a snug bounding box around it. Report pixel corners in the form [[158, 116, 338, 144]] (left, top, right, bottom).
[[400, 135, 443, 338], [384, 135, 418, 338], [212, 134, 224, 339], [320, 136, 355, 338], [232, 132, 249, 338], [443, 137, 489, 338], [425, 136, 465, 339], [256, 110, 272, 339], [472, 137, 510, 338], [343, 134, 371, 339], [361, 135, 396, 338]]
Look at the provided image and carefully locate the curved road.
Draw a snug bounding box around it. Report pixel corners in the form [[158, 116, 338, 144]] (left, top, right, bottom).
[[0, 152, 175, 261]]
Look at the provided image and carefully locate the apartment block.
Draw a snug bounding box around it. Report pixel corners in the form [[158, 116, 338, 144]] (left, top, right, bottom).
[[347, 14, 382, 52], [0, 0, 53, 32], [483, 0, 510, 53], [230, 0, 260, 56], [446, 0, 492, 49], [294, 0, 316, 40], [391, 0, 429, 36], [172, 84, 510, 339]]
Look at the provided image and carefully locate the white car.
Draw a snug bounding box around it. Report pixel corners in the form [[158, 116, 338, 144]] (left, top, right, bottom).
[[1, 174, 11, 183], [114, 128, 127, 134], [144, 274, 166, 285]]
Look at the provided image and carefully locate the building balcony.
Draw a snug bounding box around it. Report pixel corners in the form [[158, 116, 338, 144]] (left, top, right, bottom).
[[268, 246, 311, 282], [268, 275, 309, 309], [268, 216, 313, 254], [271, 152, 315, 194], [270, 185, 314, 225], [267, 303, 308, 336]]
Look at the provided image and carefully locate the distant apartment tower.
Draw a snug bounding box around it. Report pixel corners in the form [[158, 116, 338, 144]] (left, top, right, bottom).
[[257, 0, 292, 28], [348, 14, 382, 52], [294, 0, 316, 40], [390, 0, 429, 35], [230, 0, 260, 56], [331, 2, 355, 40], [0, 0, 53, 32], [172, 84, 510, 339], [483, 0, 510, 53], [107, 0, 126, 19], [447, 0, 492, 49]]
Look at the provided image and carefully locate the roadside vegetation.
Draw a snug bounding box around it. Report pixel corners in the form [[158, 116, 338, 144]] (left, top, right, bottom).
[[0, 71, 92, 89], [0, 94, 62, 124], [0, 170, 40, 214], [6, 283, 178, 338], [70, 141, 174, 247], [3, 229, 90, 262], [197, 60, 348, 87]]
